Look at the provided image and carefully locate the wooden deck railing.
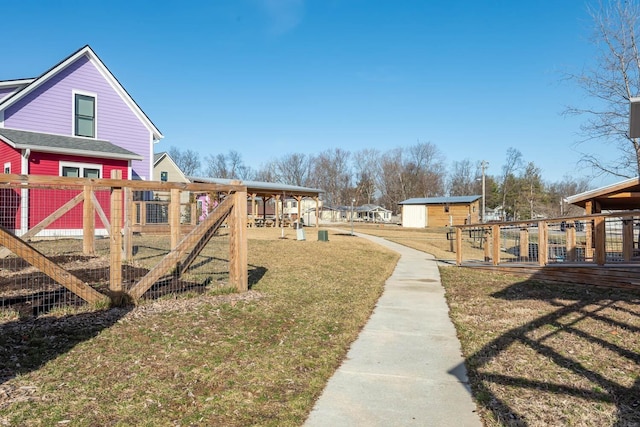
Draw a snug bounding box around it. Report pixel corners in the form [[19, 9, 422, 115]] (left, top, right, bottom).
[[453, 211, 640, 267]]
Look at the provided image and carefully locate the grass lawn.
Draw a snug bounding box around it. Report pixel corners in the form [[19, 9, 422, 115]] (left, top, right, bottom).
[[440, 267, 640, 426], [2, 222, 639, 426], [0, 228, 398, 426]]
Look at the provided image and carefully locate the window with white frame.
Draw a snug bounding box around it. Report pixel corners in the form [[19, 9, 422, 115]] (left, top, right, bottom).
[[60, 162, 102, 178], [74, 92, 96, 137], [3, 162, 9, 174]]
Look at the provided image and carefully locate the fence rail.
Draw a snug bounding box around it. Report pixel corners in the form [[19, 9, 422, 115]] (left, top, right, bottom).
[[0, 173, 247, 316], [453, 212, 640, 267]]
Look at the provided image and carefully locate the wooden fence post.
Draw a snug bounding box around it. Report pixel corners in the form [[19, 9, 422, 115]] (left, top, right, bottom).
[[566, 226, 577, 262], [123, 187, 134, 260], [538, 221, 548, 266], [229, 189, 248, 292], [492, 224, 500, 266], [623, 219, 634, 262], [83, 185, 95, 255], [170, 188, 181, 249], [594, 216, 606, 265], [585, 219, 594, 261], [483, 229, 491, 262], [110, 170, 123, 301], [455, 227, 462, 265], [519, 228, 529, 261]]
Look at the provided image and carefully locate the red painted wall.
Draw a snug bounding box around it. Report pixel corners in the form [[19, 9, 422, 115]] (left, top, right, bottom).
[[0, 141, 23, 230], [27, 152, 129, 230]]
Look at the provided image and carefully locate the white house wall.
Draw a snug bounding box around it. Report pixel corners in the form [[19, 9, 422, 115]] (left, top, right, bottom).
[[402, 205, 427, 228]]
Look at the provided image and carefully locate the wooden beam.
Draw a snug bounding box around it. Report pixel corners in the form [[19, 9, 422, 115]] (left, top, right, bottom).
[[585, 200, 593, 215], [0, 173, 243, 194], [483, 229, 491, 262], [110, 170, 123, 296], [124, 188, 134, 261], [492, 224, 500, 266], [128, 196, 234, 300], [519, 228, 529, 261], [594, 216, 606, 265], [0, 192, 85, 259], [170, 188, 181, 249], [295, 195, 302, 222], [91, 191, 111, 235], [566, 226, 577, 262], [0, 224, 105, 304], [229, 190, 248, 291], [455, 227, 462, 265], [585, 217, 594, 261], [83, 186, 95, 256], [623, 219, 634, 262], [538, 221, 548, 266]]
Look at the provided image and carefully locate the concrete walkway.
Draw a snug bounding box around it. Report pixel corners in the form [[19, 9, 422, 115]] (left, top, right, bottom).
[[304, 232, 482, 426]]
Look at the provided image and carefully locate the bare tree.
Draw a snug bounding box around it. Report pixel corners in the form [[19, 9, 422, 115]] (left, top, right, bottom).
[[405, 142, 446, 197], [448, 159, 481, 196], [204, 150, 254, 180], [565, 0, 640, 177], [309, 148, 352, 207], [546, 176, 591, 217], [275, 153, 311, 186], [378, 148, 404, 212], [254, 160, 279, 183], [168, 146, 201, 176], [353, 149, 381, 205], [377, 142, 447, 213]]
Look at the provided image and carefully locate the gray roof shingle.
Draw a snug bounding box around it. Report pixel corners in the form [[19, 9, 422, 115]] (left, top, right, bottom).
[[0, 127, 142, 160]]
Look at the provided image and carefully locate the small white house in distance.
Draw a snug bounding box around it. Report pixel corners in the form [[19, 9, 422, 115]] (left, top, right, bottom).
[[355, 204, 392, 222]]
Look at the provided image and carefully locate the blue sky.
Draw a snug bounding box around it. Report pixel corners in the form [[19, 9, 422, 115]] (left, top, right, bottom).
[[2, 0, 616, 185]]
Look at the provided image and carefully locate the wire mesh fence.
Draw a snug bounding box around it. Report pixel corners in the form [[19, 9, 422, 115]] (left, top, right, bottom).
[[454, 213, 640, 267], [0, 174, 246, 319]]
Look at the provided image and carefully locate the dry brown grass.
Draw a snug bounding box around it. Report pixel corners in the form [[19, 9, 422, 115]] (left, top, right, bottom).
[[0, 228, 399, 426], [440, 267, 640, 427], [335, 223, 458, 260]]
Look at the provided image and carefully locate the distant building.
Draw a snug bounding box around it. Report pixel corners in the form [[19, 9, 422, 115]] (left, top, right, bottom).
[[399, 196, 481, 228]]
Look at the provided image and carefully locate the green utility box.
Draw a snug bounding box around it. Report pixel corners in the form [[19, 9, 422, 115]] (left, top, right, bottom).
[[318, 230, 329, 242]]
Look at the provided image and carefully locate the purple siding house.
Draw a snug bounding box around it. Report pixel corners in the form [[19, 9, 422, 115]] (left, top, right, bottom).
[[0, 45, 163, 181], [0, 46, 163, 236]]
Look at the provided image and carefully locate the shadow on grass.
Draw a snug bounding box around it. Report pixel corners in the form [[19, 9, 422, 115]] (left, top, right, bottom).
[[449, 277, 640, 426], [248, 265, 267, 289], [0, 305, 133, 388]]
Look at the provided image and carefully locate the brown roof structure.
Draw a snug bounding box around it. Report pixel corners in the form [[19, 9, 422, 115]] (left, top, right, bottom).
[[565, 177, 640, 213]]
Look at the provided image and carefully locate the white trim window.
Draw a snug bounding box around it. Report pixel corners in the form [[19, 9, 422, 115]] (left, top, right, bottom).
[[3, 162, 10, 174], [73, 90, 97, 138], [60, 161, 102, 178]]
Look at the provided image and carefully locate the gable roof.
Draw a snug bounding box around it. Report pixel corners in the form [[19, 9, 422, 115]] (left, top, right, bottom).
[[356, 204, 391, 212], [153, 151, 189, 182], [0, 78, 35, 89], [0, 127, 142, 160], [0, 45, 163, 141], [565, 176, 640, 210], [399, 195, 482, 205], [153, 152, 166, 165]]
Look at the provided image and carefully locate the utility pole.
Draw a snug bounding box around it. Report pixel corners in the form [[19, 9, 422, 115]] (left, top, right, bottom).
[[480, 160, 488, 223]]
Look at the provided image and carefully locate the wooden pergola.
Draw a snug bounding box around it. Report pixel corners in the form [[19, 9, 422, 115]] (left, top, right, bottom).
[[188, 177, 324, 228], [566, 176, 640, 213]]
